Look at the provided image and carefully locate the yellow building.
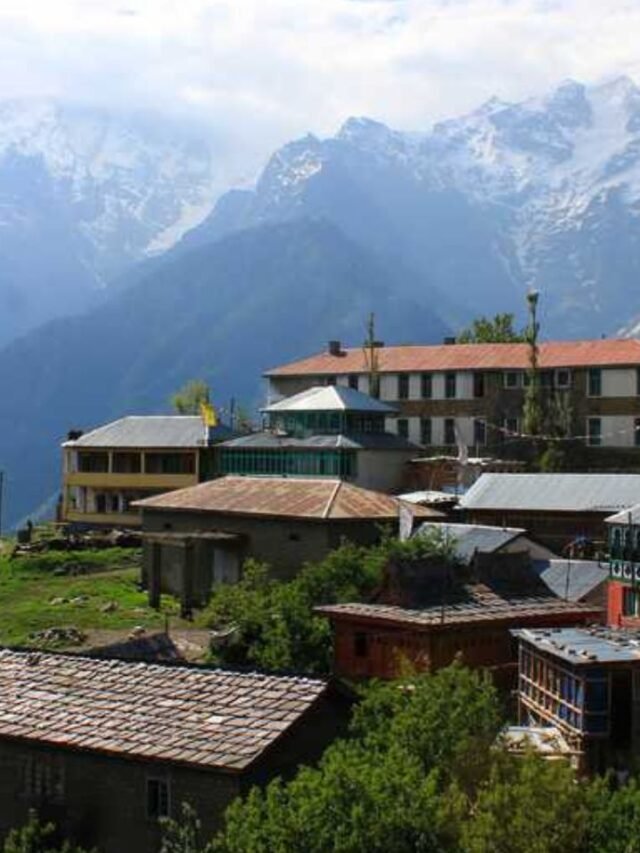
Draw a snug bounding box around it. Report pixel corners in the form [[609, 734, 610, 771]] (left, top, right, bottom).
[[62, 416, 229, 528]]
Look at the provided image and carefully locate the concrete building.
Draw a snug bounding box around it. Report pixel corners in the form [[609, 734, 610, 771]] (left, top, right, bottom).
[[265, 339, 640, 463], [514, 626, 640, 774], [61, 416, 231, 528], [316, 556, 600, 682], [605, 504, 640, 627], [413, 521, 556, 563], [134, 476, 440, 607], [459, 472, 640, 553], [0, 649, 349, 853], [219, 385, 417, 493]]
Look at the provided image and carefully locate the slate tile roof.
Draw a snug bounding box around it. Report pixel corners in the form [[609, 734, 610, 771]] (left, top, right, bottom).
[[315, 588, 599, 630], [0, 650, 327, 771], [134, 476, 442, 520], [265, 339, 640, 376]]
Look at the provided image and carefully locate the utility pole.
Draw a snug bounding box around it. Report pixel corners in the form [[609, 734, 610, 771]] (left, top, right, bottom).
[[363, 313, 380, 398], [523, 289, 543, 439]]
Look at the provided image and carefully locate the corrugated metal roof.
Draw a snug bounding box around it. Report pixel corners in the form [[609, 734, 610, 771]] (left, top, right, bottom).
[[605, 504, 640, 524], [266, 339, 640, 377], [513, 626, 640, 664], [531, 559, 608, 602], [459, 473, 640, 513], [414, 522, 526, 563], [134, 475, 442, 520], [263, 385, 396, 413], [221, 432, 418, 451], [63, 416, 232, 449], [0, 649, 328, 771], [316, 589, 597, 629]]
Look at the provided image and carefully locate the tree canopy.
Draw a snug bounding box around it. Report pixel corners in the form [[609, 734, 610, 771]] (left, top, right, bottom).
[[170, 379, 211, 415], [457, 313, 526, 344]]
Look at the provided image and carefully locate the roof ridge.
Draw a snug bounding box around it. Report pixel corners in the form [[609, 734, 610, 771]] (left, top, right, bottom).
[[323, 480, 343, 519]]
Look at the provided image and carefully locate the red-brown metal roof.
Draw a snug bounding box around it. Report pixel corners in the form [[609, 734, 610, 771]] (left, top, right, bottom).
[[265, 339, 640, 376], [134, 476, 442, 521]]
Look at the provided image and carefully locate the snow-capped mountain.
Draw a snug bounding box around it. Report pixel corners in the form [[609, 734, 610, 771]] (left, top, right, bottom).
[[0, 98, 219, 345], [199, 76, 640, 337]]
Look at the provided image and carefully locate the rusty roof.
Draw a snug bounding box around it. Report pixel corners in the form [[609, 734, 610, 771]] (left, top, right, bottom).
[[265, 339, 640, 376], [0, 649, 328, 772], [315, 588, 598, 630], [134, 476, 442, 520]]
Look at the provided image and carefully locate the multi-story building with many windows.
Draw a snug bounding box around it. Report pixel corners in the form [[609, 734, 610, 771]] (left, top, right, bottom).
[[265, 339, 640, 462], [61, 416, 231, 528]]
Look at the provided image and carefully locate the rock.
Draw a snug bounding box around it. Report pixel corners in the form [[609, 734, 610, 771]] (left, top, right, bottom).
[[53, 567, 68, 577], [100, 601, 118, 613], [70, 596, 88, 605], [129, 626, 146, 638], [49, 597, 68, 606]]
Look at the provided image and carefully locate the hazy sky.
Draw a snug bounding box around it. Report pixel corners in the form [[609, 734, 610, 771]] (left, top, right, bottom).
[[2, 0, 639, 181]]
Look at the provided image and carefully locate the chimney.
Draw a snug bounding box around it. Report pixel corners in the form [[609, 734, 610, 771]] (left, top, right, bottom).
[[372, 340, 385, 348], [328, 340, 342, 356], [66, 429, 83, 441], [443, 336, 456, 345]]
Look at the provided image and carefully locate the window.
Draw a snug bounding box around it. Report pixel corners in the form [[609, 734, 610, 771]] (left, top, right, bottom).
[[623, 588, 640, 618], [587, 418, 602, 447], [354, 632, 369, 658], [397, 418, 409, 439], [588, 368, 602, 397], [503, 417, 519, 436], [636, 418, 640, 448], [637, 368, 640, 397], [445, 373, 457, 399], [555, 369, 571, 388], [397, 374, 410, 400], [145, 453, 196, 475], [421, 373, 433, 399], [420, 418, 432, 446], [473, 372, 485, 398], [444, 418, 456, 446], [540, 370, 553, 387], [503, 371, 521, 389], [147, 778, 170, 819], [473, 419, 486, 446], [112, 452, 141, 474], [348, 374, 359, 390], [325, 376, 336, 386], [24, 756, 64, 802], [78, 452, 109, 473]]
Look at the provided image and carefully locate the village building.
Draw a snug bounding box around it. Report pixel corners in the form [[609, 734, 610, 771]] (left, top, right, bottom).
[[514, 626, 640, 774], [413, 521, 556, 562], [61, 416, 231, 529], [134, 476, 440, 607], [605, 504, 640, 627], [0, 649, 350, 853], [219, 385, 417, 493], [458, 472, 640, 553], [316, 555, 600, 682], [265, 338, 640, 463]]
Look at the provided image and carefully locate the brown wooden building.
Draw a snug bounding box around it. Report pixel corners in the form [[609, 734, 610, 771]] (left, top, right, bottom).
[[0, 650, 350, 852], [316, 556, 601, 682]]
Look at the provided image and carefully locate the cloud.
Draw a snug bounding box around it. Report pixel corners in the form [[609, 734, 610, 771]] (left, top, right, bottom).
[[1, 0, 640, 187]]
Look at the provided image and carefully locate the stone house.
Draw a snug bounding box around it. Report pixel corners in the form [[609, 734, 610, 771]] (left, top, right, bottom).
[[134, 476, 440, 608], [0, 649, 350, 852]]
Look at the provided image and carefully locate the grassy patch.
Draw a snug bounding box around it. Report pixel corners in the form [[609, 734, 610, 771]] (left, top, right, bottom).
[[0, 548, 196, 648]]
